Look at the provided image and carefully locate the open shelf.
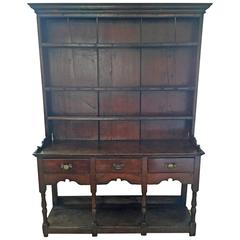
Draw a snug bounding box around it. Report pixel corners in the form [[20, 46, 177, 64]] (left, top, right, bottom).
[[41, 42, 198, 48], [48, 196, 190, 234], [48, 115, 193, 121], [45, 86, 195, 91], [40, 15, 200, 45]]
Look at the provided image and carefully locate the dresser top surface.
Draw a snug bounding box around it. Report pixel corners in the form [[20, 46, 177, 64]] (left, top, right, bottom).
[[35, 139, 203, 158]]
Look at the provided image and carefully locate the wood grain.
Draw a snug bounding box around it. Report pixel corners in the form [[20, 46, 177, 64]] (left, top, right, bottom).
[[30, 3, 210, 236]]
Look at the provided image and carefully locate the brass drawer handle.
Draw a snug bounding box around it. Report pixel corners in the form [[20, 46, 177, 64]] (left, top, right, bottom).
[[60, 163, 73, 171], [112, 163, 125, 171], [165, 163, 176, 169]]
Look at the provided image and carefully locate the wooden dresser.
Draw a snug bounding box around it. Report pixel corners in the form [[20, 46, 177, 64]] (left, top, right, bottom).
[[29, 3, 211, 237]]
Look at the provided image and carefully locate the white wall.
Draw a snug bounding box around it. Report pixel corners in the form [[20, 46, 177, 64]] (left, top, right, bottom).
[[0, 0, 239, 239]]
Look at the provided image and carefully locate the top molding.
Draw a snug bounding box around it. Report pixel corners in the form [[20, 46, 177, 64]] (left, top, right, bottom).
[[28, 3, 212, 17]]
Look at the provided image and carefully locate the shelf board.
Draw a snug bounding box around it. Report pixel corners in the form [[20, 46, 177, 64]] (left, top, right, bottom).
[[41, 42, 198, 48], [47, 115, 193, 121], [45, 86, 195, 92], [47, 196, 190, 234]]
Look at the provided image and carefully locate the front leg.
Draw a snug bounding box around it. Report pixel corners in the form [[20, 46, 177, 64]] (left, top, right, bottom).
[[91, 158, 97, 237], [40, 186, 49, 237], [189, 185, 198, 236], [141, 157, 147, 236]]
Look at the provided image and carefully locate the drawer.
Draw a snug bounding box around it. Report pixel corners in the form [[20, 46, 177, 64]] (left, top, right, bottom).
[[42, 159, 90, 174], [148, 158, 194, 173], [96, 159, 141, 173]]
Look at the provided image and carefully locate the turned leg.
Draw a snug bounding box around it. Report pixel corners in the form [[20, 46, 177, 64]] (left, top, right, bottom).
[[180, 184, 187, 206], [141, 184, 147, 236], [91, 184, 97, 237], [189, 156, 201, 236], [40, 186, 49, 237], [189, 186, 198, 236], [91, 158, 97, 237], [141, 157, 147, 236], [52, 184, 58, 206]]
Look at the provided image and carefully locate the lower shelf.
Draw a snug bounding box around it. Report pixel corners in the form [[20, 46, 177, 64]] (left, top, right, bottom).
[[47, 196, 191, 234]]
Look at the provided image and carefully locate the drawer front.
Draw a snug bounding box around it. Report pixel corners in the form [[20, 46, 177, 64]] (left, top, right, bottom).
[[42, 159, 90, 174], [148, 158, 194, 173], [96, 159, 141, 173]]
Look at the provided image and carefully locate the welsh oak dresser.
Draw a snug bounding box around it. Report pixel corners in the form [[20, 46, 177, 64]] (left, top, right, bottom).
[[29, 3, 211, 237]]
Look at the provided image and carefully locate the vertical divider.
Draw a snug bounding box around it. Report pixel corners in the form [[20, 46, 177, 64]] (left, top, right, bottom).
[[96, 17, 100, 142], [173, 16, 177, 94], [67, 17, 77, 87], [67, 17, 73, 42], [139, 17, 142, 141], [174, 16, 177, 43]]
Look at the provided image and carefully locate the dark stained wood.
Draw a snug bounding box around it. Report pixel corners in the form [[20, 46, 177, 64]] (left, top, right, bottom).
[[29, 3, 210, 237], [180, 184, 188, 206], [43, 173, 90, 185], [36, 139, 203, 157], [29, 3, 212, 16], [141, 91, 193, 115], [51, 184, 58, 206], [96, 158, 141, 173], [45, 86, 195, 91], [191, 16, 204, 134], [42, 159, 90, 174], [99, 91, 140, 116], [147, 173, 194, 185], [46, 48, 97, 87], [42, 42, 198, 48], [141, 157, 147, 235], [47, 196, 191, 234], [96, 173, 141, 185], [48, 115, 193, 121], [49, 91, 98, 115], [189, 188, 197, 236], [142, 18, 175, 43], [99, 48, 140, 87], [41, 18, 97, 43], [98, 18, 140, 43], [189, 155, 201, 236], [90, 158, 97, 236], [58, 195, 183, 205], [40, 186, 49, 237], [148, 157, 194, 173], [141, 48, 196, 86], [52, 120, 98, 140], [141, 120, 191, 139], [37, 17, 50, 137], [176, 17, 199, 42], [100, 121, 140, 140]]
